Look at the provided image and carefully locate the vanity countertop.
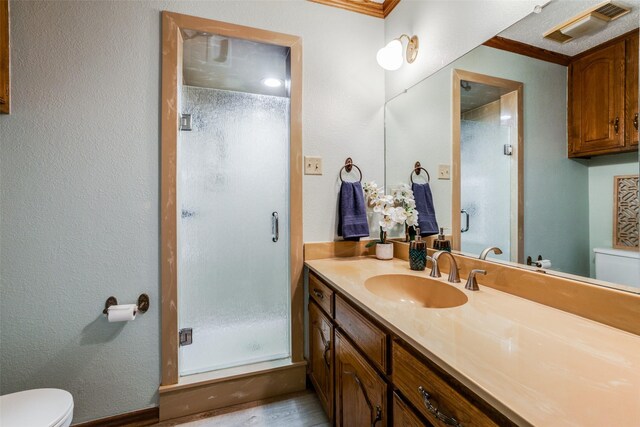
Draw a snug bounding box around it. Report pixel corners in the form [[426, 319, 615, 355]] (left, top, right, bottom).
[[305, 256, 640, 427]]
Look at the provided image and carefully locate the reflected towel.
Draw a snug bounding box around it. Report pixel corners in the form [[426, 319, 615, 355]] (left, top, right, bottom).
[[338, 181, 369, 241], [412, 182, 439, 236]]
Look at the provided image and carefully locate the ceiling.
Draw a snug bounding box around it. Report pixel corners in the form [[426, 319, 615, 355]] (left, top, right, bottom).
[[499, 0, 639, 56], [460, 81, 512, 113], [182, 30, 290, 97]]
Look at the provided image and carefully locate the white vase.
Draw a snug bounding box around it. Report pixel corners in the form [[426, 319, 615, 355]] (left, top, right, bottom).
[[375, 243, 394, 260]]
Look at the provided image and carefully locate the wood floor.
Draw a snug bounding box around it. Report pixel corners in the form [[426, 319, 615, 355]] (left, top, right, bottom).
[[156, 390, 329, 427]]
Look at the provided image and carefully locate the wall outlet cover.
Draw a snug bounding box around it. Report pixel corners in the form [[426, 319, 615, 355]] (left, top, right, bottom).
[[438, 164, 450, 180], [304, 156, 322, 175]]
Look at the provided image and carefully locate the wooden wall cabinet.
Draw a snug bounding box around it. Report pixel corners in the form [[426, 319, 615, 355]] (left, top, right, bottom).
[[0, 0, 9, 114], [307, 271, 513, 427], [569, 31, 639, 157]]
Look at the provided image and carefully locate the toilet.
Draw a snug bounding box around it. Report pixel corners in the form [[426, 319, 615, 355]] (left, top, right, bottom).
[[0, 389, 73, 427], [594, 247, 640, 288]]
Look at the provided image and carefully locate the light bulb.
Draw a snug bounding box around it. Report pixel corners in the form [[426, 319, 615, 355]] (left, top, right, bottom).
[[262, 78, 283, 88], [376, 39, 403, 71]]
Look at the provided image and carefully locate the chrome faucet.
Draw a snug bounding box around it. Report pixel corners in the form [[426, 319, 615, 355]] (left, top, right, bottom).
[[431, 251, 460, 283], [465, 269, 486, 291], [426, 255, 440, 278], [479, 246, 503, 260]]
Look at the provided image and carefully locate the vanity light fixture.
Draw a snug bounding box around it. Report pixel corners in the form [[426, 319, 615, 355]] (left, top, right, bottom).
[[376, 34, 419, 71], [262, 77, 283, 88]]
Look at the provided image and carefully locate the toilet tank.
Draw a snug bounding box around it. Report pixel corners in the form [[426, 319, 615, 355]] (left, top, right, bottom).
[[594, 248, 640, 288]]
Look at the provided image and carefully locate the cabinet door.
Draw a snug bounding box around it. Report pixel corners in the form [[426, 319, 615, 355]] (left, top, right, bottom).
[[309, 300, 334, 421], [335, 331, 387, 427], [625, 31, 638, 147], [393, 393, 427, 427], [569, 41, 625, 156]]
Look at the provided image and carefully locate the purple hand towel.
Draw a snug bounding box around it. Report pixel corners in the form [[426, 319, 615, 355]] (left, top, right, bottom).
[[412, 182, 439, 237], [338, 181, 369, 241]]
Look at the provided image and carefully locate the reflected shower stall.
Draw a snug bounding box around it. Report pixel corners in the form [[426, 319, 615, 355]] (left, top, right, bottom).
[[454, 71, 522, 263], [161, 14, 303, 418]]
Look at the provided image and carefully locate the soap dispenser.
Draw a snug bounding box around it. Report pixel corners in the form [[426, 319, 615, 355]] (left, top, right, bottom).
[[409, 228, 427, 271], [433, 227, 451, 252]]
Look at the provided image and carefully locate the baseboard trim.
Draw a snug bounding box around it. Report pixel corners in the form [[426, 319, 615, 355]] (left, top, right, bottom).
[[73, 407, 159, 427]]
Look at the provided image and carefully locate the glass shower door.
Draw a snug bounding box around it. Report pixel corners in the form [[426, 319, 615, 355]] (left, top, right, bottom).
[[178, 86, 290, 376], [460, 120, 511, 261]]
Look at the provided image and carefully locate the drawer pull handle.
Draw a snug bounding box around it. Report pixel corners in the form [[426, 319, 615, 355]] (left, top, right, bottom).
[[345, 370, 383, 427], [313, 288, 324, 300], [634, 113, 638, 131], [418, 386, 462, 427]]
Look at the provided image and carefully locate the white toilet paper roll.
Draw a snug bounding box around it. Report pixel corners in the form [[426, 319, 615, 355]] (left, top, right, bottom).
[[536, 260, 552, 269], [107, 304, 138, 322]]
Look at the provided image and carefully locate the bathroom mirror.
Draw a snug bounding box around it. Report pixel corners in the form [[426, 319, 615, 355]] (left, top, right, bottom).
[[385, 1, 639, 293]]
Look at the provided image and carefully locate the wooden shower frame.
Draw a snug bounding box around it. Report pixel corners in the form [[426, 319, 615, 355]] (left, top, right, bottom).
[[160, 11, 304, 420]]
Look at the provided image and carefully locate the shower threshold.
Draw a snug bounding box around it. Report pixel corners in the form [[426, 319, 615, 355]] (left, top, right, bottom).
[[175, 357, 294, 389]]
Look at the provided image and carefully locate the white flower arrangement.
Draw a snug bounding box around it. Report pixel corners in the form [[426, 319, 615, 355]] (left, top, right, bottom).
[[363, 181, 419, 245]]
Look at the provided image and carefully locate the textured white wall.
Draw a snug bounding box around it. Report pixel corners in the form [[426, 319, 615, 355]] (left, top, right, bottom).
[[383, 0, 539, 100], [0, 0, 384, 422]]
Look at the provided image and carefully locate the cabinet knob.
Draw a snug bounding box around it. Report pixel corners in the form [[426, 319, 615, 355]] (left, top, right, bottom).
[[634, 113, 638, 131], [612, 116, 619, 134]]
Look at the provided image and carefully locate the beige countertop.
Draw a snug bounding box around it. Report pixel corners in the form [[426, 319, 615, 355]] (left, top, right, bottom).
[[305, 256, 640, 427]]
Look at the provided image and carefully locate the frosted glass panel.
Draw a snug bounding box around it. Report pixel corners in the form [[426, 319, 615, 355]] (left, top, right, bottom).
[[460, 120, 511, 260], [178, 86, 290, 376]]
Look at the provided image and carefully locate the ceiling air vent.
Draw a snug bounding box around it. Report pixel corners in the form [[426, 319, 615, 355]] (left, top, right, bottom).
[[543, 1, 632, 44]]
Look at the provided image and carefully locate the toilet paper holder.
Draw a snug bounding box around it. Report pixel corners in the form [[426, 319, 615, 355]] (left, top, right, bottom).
[[103, 294, 150, 315]]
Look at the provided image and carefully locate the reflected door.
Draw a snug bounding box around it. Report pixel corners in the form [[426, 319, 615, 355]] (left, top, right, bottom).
[[178, 86, 290, 376], [460, 119, 511, 261]]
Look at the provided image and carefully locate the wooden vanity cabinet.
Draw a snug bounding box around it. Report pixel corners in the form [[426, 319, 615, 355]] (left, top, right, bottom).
[[307, 270, 514, 426], [309, 300, 334, 421], [335, 330, 387, 427], [392, 393, 427, 427], [568, 31, 639, 157]]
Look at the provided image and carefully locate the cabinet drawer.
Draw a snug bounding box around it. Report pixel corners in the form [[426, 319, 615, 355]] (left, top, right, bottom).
[[309, 272, 334, 316], [335, 295, 387, 373], [392, 341, 501, 427], [393, 392, 425, 427]]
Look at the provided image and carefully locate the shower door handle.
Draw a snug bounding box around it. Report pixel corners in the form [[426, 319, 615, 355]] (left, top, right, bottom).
[[461, 209, 470, 233], [272, 212, 279, 242]]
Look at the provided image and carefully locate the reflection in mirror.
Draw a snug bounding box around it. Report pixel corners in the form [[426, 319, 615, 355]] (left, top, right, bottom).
[[385, 0, 639, 293], [453, 70, 523, 263]]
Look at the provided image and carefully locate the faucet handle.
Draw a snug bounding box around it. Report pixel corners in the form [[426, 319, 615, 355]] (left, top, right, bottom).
[[465, 269, 486, 291], [427, 256, 441, 278]]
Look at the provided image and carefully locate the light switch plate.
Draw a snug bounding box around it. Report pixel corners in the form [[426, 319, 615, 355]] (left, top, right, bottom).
[[304, 156, 322, 175], [438, 164, 450, 180]]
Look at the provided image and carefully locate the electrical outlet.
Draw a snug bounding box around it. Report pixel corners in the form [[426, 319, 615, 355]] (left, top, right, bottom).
[[304, 156, 322, 175], [438, 164, 450, 180]]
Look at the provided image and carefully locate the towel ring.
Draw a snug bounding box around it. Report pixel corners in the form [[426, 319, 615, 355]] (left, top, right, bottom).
[[339, 157, 362, 183], [410, 161, 430, 183]]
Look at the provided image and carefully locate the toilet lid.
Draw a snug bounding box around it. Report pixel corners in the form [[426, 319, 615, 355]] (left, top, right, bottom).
[[0, 388, 73, 427]]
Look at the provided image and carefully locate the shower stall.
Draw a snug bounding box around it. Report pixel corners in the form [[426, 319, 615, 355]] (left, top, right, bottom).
[[178, 33, 291, 376], [160, 12, 304, 419]]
